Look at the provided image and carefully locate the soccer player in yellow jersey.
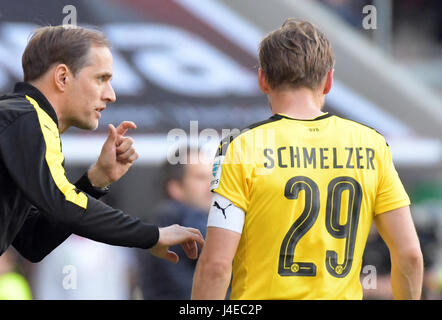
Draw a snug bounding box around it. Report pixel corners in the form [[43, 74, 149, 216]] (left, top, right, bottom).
[[191, 19, 423, 300]]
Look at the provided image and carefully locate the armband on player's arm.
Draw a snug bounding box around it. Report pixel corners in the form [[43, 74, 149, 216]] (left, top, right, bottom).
[[207, 193, 245, 234]]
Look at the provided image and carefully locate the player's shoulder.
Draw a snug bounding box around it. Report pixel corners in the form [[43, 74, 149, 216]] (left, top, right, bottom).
[[217, 114, 283, 156], [333, 115, 388, 145]]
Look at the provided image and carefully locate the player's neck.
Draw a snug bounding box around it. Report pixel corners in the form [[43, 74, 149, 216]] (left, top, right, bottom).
[[268, 87, 325, 120]]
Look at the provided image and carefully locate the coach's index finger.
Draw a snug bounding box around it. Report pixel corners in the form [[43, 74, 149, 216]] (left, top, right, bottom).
[[116, 121, 137, 136]]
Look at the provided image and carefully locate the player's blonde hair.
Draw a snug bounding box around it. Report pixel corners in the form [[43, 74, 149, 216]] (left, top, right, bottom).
[[258, 18, 335, 90]]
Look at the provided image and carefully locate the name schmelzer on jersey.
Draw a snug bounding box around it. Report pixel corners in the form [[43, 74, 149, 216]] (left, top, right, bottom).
[[263, 146, 376, 170]]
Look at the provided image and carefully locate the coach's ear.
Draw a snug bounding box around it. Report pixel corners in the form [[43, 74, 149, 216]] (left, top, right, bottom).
[[258, 68, 271, 94], [323, 69, 334, 95], [53, 64, 69, 92]]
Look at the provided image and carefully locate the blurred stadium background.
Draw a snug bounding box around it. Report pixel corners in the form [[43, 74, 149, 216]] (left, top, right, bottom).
[[0, 0, 440, 299]]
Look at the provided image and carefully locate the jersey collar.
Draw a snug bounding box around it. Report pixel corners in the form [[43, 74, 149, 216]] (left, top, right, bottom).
[[273, 112, 332, 121], [13, 82, 59, 126]]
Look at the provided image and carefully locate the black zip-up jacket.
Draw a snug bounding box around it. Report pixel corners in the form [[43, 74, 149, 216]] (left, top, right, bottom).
[[0, 82, 159, 262]]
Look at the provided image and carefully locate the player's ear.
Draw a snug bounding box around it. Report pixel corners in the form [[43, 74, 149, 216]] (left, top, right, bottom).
[[258, 68, 271, 94], [53, 64, 69, 92], [323, 69, 334, 95]]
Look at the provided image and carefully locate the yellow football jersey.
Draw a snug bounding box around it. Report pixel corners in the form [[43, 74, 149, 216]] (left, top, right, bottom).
[[211, 112, 410, 300]]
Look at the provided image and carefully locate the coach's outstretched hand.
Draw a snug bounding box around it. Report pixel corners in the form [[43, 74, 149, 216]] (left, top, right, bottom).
[[88, 121, 139, 188], [150, 224, 205, 264]]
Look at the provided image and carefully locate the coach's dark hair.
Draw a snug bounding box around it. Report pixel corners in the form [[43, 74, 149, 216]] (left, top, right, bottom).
[[161, 145, 201, 197], [259, 18, 335, 90], [162, 150, 187, 187], [22, 25, 110, 82]]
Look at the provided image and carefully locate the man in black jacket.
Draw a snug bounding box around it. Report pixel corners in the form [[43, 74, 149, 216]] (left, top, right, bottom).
[[0, 25, 203, 264]]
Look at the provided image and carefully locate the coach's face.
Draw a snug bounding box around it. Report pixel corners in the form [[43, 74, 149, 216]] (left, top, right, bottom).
[[66, 45, 116, 130]]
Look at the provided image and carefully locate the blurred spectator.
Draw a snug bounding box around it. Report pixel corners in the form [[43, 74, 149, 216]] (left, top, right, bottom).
[[136, 146, 212, 300], [424, 263, 442, 299], [0, 249, 32, 300], [31, 235, 135, 300], [393, 0, 442, 44]]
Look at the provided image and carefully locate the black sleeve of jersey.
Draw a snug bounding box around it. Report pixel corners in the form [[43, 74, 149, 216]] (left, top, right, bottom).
[[0, 112, 159, 252], [12, 173, 111, 262]]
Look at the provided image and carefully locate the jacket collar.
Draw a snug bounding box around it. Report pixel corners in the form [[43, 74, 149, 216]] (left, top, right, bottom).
[[13, 82, 59, 126]]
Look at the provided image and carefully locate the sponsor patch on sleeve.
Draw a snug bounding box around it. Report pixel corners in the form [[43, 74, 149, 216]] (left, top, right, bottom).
[[210, 155, 224, 191]]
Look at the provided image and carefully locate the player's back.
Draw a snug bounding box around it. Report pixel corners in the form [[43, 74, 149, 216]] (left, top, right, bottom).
[[212, 112, 410, 299]]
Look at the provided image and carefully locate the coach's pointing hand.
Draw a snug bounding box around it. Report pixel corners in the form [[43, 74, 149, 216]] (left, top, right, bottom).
[[150, 224, 205, 263], [88, 121, 139, 188]]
